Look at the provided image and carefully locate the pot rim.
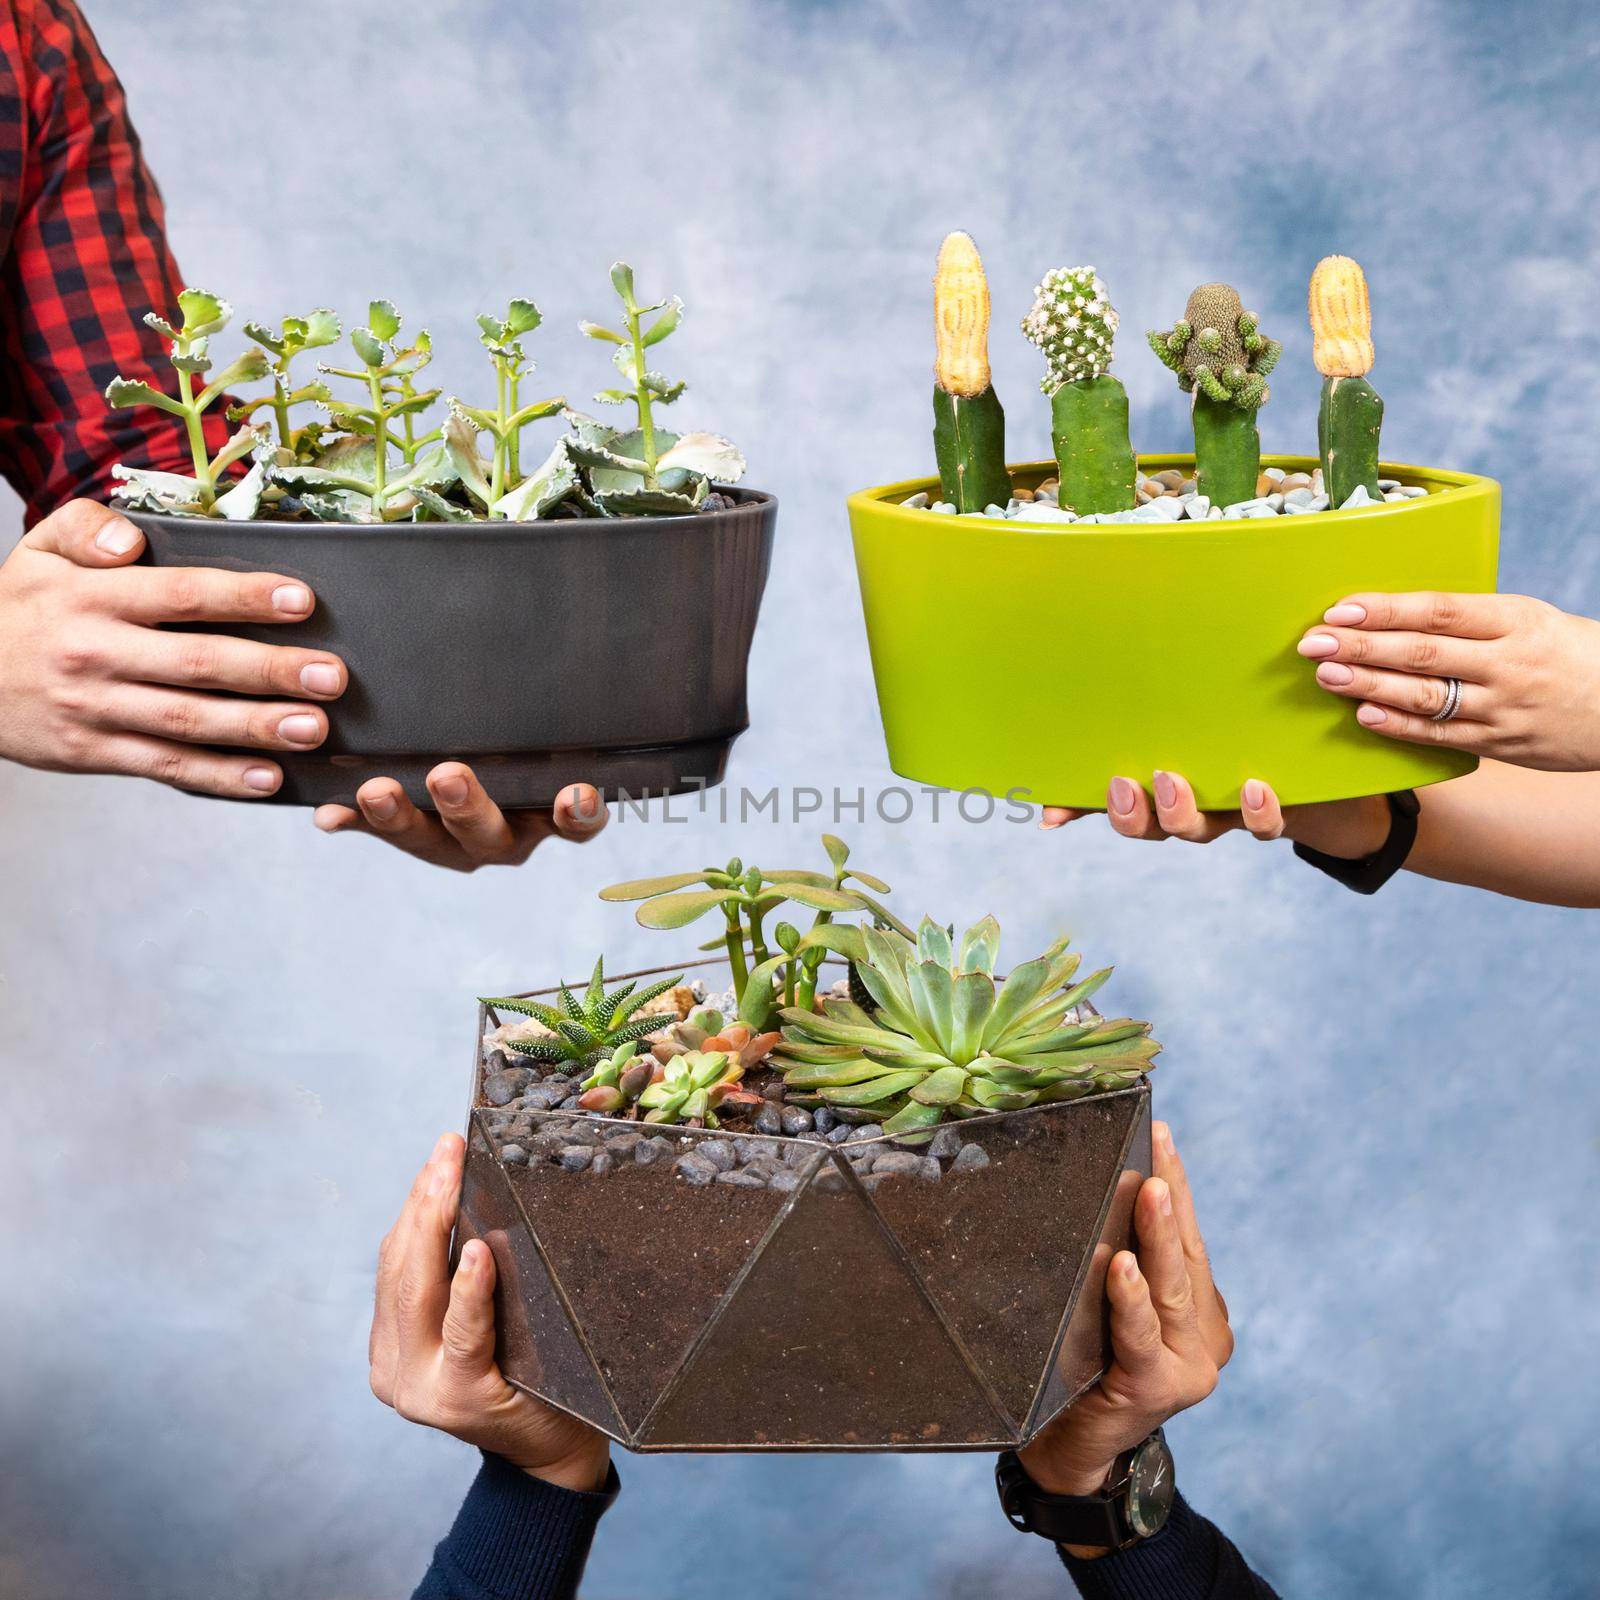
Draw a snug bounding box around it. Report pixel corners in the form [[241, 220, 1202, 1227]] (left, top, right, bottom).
[[848, 454, 1496, 533], [116, 482, 777, 537]]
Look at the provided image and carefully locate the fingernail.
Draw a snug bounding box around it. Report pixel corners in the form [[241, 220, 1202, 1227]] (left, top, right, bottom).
[[1152, 770, 1176, 809], [272, 584, 312, 613], [1108, 777, 1138, 816], [1154, 1123, 1174, 1155], [1153, 1178, 1172, 1216], [1356, 704, 1388, 727], [434, 775, 469, 806], [432, 1133, 454, 1160], [366, 791, 399, 820], [1242, 779, 1266, 810], [426, 1163, 450, 1197], [278, 713, 322, 745], [564, 786, 605, 827], [1297, 633, 1339, 659], [95, 518, 140, 555], [1315, 662, 1355, 687], [1121, 1255, 1140, 1281], [299, 662, 341, 696], [1323, 602, 1367, 626], [243, 766, 278, 792]]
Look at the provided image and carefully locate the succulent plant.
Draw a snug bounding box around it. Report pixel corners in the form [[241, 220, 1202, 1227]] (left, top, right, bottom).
[[577, 1041, 658, 1115], [572, 263, 745, 516], [1022, 265, 1135, 515], [481, 959, 684, 1068], [637, 1048, 755, 1127], [1309, 255, 1383, 506], [232, 307, 341, 462], [601, 835, 910, 1031], [1147, 283, 1281, 508], [775, 916, 1159, 1135], [931, 231, 1011, 512]]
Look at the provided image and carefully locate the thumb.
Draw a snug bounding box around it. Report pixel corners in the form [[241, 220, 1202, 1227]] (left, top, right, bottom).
[[439, 1238, 500, 1377], [551, 783, 609, 841], [23, 499, 146, 566]]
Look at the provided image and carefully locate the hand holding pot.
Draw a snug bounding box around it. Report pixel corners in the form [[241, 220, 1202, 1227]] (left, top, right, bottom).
[[0, 500, 346, 797], [1300, 591, 1600, 770], [314, 768, 609, 872], [369, 1132, 610, 1492], [1017, 1122, 1231, 1540]]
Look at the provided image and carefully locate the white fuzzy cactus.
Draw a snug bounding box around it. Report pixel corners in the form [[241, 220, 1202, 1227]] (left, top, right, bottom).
[[1021, 266, 1119, 392]]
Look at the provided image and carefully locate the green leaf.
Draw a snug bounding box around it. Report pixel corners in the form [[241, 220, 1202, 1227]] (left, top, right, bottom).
[[215, 461, 265, 522], [244, 321, 285, 356], [580, 321, 625, 344], [820, 835, 850, 874], [641, 296, 682, 346], [863, 925, 916, 978], [851, 959, 928, 1047], [609, 262, 636, 306], [177, 287, 230, 338], [738, 954, 790, 1030], [351, 328, 386, 366], [557, 984, 586, 1025], [591, 480, 707, 517], [608, 973, 683, 1025], [505, 298, 542, 337], [108, 465, 207, 516], [949, 970, 997, 1062], [599, 871, 719, 901], [444, 404, 493, 507], [611, 344, 643, 385], [481, 995, 568, 1030], [794, 924, 868, 965], [409, 485, 474, 522], [583, 956, 606, 1016], [778, 1009, 918, 1050], [908, 959, 955, 1048], [853, 893, 917, 941], [846, 870, 892, 894], [368, 299, 401, 341], [959, 916, 1002, 976], [635, 888, 737, 929], [302, 308, 342, 348], [821, 1069, 925, 1106], [909, 1065, 968, 1105], [641, 373, 685, 403], [777, 883, 862, 914], [780, 1059, 883, 1089], [981, 959, 1053, 1050], [1055, 967, 1114, 1014], [490, 437, 578, 522], [882, 1101, 947, 1136], [591, 388, 633, 406], [916, 917, 953, 967], [104, 377, 184, 417]]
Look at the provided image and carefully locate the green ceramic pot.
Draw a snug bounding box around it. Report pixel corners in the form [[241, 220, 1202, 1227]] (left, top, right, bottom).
[[846, 455, 1500, 811]]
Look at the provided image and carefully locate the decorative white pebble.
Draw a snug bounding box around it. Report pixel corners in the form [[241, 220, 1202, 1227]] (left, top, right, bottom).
[[983, 503, 1006, 517], [1265, 466, 1286, 481], [1207, 506, 1224, 519], [1266, 493, 1284, 509], [1377, 478, 1400, 490], [1383, 491, 1405, 502], [1339, 485, 1374, 509], [1284, 487, 1316, 506], [929, 501, 956, 514], [1400, 485, 1427, 499], [901, 491, 930, 509], [1307, 493, 1329, 511]]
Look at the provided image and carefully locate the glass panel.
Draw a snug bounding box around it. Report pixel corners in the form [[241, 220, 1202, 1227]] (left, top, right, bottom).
[[503, 1116, 794, 1436], [636, 1150, 1009, 1449], [1026, 1089, 1152, 1438], [861, 1088, 1146, 1433], [459, 1118, 625, 1442]]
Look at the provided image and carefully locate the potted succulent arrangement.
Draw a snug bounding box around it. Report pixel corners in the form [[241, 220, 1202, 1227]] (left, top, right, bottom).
[[106, 266, 776, 808], [458, 835, 1157, 1452], [847, 240, 1501, 810]]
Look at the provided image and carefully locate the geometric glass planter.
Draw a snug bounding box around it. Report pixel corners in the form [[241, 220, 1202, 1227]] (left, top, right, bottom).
[[458, 961, 1152, 1452]]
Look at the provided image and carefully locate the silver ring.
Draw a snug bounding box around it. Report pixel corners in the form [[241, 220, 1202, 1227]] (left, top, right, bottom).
[[1431, 677, 1463, 723]]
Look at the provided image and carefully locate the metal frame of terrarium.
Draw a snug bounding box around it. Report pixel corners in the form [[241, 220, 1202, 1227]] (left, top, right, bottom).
[[459, 958, 1152, 1453]]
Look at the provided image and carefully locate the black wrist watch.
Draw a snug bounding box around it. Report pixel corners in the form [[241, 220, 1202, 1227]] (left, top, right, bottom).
[[996, 1431, 1175, 1552], [1293, 788, 1420, 894]]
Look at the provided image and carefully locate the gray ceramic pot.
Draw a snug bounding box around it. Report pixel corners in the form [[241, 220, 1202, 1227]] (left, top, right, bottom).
[[125, 488, 777, 809]]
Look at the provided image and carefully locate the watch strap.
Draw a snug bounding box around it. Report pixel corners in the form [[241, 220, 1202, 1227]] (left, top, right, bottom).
[[1293, 788, 1420, 895], [995, 1451, 1128, 1548]]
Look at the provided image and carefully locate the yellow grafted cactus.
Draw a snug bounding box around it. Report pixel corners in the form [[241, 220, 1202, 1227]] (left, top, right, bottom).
[[1308, 255, 1374, 379], [930, 231, 1009, 511]]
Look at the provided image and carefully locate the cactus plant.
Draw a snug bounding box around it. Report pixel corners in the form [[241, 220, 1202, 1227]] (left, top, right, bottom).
[[1309, 255, 1383, 506], [1022, 265, 1135, 515], [1147, 283, 1281, 509], [775, 916, 1159, 1135], [931, 232, 1011, 512], [481, 959, 685, 1068]]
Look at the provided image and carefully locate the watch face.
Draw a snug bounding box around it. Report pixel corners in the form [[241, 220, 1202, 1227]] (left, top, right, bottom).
[[1126, 1435, 1176, 1539]]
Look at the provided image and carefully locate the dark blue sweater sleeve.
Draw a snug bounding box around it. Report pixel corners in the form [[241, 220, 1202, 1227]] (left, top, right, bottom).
[[1059, 1494, 1282, 1599], [411, 1453, 620, 1600]]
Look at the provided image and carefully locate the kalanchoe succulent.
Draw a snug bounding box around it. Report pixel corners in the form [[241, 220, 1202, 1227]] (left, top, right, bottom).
[[232, 308, 341, 462], [1308, 255, 1383, 506], [481, 960, 684, 1068], [1022, 265, 1136, 514], [931, 231, 1010, 513], [775, 916, 1159, 1135]]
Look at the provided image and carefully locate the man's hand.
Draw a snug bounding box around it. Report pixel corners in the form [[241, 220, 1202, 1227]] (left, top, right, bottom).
[[369, 1132, 610, 1492], [314, 768, 609, 872], [1018, 1122, 1232, 1553], [0, 500, 346, 797]]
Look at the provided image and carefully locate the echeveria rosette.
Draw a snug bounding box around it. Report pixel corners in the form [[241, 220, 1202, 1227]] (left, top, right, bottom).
[[775, 916, 1159, 1135], [1021, 266, 1120, 393], [636, 1048, 756, 1127], [482, 959, 684, 1068]]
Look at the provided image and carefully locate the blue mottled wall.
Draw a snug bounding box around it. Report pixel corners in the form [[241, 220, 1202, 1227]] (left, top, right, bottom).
[[2, 1, 1597, 1596]]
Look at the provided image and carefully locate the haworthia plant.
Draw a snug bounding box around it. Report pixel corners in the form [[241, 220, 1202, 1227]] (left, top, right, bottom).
[[481, 959, 685, 1068]]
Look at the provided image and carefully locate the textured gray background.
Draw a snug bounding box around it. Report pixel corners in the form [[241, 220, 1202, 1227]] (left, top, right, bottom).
[[2, 1, 1597, 1596]]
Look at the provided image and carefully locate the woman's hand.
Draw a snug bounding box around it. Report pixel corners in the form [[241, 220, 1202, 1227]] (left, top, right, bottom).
[[314, 767, 609, 872], [0, 500, 347, 797], [369, 1132, 610, 1492], [1299, 591, 1600, 771]]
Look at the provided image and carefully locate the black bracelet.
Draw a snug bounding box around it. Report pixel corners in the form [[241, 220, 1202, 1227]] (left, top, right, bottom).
[[1292, 790, 1420, 895]]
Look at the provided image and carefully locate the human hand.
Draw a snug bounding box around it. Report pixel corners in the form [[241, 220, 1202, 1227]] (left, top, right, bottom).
[[1017, 1123, 1231, 1537], [314, 767, 609, 872], [369, 1132, 610, 1491], [1299, 591, 1600, 771], [0, 500, 346, 797]]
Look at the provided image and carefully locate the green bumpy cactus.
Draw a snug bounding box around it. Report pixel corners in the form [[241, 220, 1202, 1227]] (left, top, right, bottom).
[[1308, 256, 1382, 505], [1022, 266, 1135, 515], [1148, 283, 1280, 510], [931, 232, 1010, 511]]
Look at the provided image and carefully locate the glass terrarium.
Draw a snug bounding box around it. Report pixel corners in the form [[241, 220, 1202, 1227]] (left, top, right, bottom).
[[457, 959, 1151, 1452]]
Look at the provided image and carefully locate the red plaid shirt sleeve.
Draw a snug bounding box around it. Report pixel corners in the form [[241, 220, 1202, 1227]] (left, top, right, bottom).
[[0, 0, 229, 526]]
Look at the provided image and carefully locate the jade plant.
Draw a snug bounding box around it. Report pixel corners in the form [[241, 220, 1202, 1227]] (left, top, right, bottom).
[[481, 960, 684, 1068], [1021, 265, 1136, 514], [1146, 283, 1281, 508], [931, 231, 1011, 512], [104, 265, 744, 523], [600, 835, 911, 1031], [775, 915, 1159, 1135], [1308, 255, 1383, 505]]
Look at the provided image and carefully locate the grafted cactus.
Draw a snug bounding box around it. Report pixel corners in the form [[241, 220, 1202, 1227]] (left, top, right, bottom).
[[1022, 265, 1135, 515], [931, 232, 1010, 512], [1309, 255, 1383, 506], [1148, 283, 1281, 508]]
